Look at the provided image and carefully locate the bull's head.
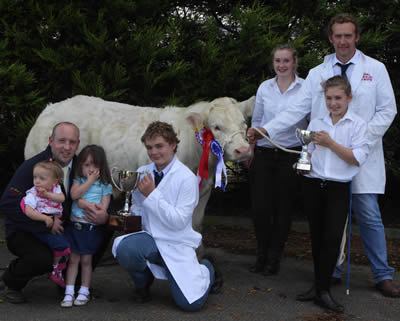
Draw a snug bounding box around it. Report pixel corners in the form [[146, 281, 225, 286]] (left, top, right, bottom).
[[187, 96, 255, 162]]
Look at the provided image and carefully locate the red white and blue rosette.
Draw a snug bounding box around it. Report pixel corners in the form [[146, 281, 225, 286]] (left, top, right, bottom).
[[195, 127, 227, 191]]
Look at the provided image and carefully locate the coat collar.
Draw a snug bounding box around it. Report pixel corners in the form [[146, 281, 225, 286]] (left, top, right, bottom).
[[321, 108, 357, 126], [148, 156, 182, 187], [322, 50, 367, 93]]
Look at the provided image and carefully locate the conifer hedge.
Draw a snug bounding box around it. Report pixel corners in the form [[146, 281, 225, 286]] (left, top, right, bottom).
[[1, 0, 399, 201]]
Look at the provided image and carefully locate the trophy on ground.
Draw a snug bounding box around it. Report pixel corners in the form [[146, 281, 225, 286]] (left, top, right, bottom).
[[295, 128, 313, 173], [108, 167, 142, 234]]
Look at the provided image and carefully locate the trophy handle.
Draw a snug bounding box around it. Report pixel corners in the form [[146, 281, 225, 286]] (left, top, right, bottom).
[[111, 167, 124, 192], [132, 170, 150, 191]]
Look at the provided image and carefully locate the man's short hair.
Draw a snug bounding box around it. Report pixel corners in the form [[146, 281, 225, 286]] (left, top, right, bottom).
[[51, 122, 80, 139], [327, 13, 360, 36], [141, 121, 180, 151]]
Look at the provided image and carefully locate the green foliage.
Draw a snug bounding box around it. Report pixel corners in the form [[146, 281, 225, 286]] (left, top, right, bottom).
[[0, 62, 44, 182]]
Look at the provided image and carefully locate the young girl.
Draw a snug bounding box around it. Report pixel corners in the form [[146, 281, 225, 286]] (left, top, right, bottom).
[[296, 76, 369, 312], [22, 160, 71, 287], [61, 145, 112, 308]]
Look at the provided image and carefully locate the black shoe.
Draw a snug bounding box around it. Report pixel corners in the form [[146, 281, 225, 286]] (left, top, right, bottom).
[[314, 290, 344, 313], [296, 284, 316, 302], [249, 256, 267, 273], [202, 254, 223, 294], [331, 277, 342, 286], [0, 279, 5, 292], [262, 261, 280, 276], [134, 287, 152, 303], [134, 274, 154, 303], [4, 287, 26, 304]]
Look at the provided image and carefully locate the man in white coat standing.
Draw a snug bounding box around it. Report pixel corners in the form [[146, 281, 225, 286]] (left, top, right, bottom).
[[248, 13, 399, 298], [112, 121, 223, 311]]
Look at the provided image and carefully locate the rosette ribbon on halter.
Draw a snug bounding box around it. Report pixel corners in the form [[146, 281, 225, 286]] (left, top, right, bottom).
[[195, 127, 227, 191]]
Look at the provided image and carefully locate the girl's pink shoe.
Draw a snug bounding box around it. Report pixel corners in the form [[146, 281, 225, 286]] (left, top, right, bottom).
[[49, 269, 65, 288], [53, 248, 71, 257]]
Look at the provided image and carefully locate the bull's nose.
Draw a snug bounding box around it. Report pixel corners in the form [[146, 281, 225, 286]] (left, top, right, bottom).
[[234, 146, 252, 160]]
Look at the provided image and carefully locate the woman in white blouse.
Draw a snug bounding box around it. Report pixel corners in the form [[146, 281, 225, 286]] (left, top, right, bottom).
[[248, 44, 308, 275]]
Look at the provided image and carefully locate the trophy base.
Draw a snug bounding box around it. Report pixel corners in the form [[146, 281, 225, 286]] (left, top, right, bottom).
[[117, 209, 131, 217], [108, 214, 142, 234], [296, 162, 311, 172]]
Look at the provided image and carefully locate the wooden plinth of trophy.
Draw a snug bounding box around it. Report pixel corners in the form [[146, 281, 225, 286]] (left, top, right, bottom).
[[108, 212, 142, 234]]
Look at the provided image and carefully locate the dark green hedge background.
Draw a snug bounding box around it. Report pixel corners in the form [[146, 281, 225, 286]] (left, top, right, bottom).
[[1, 1, 400, 213]]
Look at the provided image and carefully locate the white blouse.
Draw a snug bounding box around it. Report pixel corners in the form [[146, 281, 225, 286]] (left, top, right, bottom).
[[306, 110, 369, 182], [252, 75, 308, 148]]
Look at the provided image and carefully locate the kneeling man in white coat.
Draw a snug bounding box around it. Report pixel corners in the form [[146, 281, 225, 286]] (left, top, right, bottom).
[[112, 121, 223, 311]]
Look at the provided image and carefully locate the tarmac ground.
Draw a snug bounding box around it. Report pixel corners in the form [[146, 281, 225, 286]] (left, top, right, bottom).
[[1, 216, 400, 321]]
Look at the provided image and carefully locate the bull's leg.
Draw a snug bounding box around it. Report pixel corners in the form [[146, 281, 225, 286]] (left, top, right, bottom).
[[193, 176, 214, 258], [192, 177, 213, 232]]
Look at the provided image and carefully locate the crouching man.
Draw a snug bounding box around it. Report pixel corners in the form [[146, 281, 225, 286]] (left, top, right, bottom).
[[112, 121, 223, 311]]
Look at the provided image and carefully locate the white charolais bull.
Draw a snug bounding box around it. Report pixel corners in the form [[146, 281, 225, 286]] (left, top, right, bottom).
[[24, 95, 255, 230]]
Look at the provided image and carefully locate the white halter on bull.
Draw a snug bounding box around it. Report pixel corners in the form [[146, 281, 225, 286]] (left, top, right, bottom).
[[249, 127, 302, 154]]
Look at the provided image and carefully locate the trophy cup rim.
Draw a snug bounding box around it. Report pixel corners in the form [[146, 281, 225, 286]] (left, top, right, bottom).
[[111, 167, 137, 192], [296, 128, 313, 145]]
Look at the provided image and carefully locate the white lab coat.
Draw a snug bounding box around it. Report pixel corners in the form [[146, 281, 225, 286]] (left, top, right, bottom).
[[112, 158, 210, 304], [265, 50, 397, 194]]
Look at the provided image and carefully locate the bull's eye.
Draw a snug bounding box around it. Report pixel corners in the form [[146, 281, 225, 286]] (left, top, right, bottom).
[[214, 125, 221, 131]]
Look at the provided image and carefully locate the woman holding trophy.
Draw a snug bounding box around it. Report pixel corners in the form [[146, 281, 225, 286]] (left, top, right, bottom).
[[247, 44, 308, 276]]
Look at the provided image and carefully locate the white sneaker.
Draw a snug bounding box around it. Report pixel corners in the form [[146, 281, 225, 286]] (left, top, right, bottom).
[[60, 294, 75, 308]]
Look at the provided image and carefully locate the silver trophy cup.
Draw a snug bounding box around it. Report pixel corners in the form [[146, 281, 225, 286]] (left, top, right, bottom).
[[109, 167, 143, 234], [295, 129, 313, 173], [111, 167, 137, 216]]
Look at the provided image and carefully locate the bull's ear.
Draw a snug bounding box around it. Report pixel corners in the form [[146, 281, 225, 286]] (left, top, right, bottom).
[[237, 96, 255, 119], [186, 112, 205, 131]]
